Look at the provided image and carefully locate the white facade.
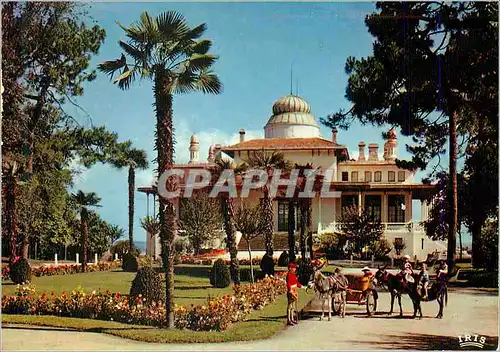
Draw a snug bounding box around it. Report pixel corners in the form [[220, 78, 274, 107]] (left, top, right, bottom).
[[143, 94, 445, 261]]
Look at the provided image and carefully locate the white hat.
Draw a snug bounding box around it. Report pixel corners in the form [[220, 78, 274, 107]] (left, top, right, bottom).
[[403, 254, 410, 260], [361, 266, 371, 271]]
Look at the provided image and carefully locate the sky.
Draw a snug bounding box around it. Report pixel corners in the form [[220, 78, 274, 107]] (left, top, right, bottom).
[[66, 2, 470, 246]]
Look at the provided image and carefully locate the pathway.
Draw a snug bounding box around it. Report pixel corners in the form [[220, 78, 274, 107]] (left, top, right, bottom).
[[2, 288, 498, 351]]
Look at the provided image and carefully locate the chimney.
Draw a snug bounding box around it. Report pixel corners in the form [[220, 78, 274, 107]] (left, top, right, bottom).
[[214, 144, 222, 162], [368, 143, 379, 161], [239, 129, 246, 143], [332, 127, 338, 144], [188, 134, 199, 164], [207, 145, 215, 163], [358, 141, 366, 161]]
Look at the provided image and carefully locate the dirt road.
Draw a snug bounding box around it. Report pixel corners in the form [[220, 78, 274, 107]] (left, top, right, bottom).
[[2, 289, 498, 351]]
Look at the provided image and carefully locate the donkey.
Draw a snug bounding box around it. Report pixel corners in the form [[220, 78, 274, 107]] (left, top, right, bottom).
[[409, 273, 448, 319], [375, 266, 448, 319], [308, 270, 345, 320]]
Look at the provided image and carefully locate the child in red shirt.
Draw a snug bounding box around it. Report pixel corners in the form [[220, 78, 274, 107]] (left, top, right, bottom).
[[286, 263, 302, 325]]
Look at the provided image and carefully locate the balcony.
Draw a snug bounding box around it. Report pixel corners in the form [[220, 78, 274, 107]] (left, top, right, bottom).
[[318, 221, 424, 234]]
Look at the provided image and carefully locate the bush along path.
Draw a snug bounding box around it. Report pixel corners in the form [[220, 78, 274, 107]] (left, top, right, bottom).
[[2, 260, 122, 281], [2, 275, 287, 332]]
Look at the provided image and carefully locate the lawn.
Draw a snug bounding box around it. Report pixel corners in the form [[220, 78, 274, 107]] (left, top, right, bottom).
[[1, 264, 315, 343], [2, 266, 238, 306], [2, 290, 314, 343]]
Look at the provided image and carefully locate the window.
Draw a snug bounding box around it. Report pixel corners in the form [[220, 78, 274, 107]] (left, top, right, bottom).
[[277, 200, 300, 232], [388, 195, 405, 223], [351, 171, 358, 182], [365, 171, 372, 182], [341, 195, 358, 216], [398, 171, 406, 182], [374, 171, 382, 182], [388, 171, 396, 182], [421, 238, 424, 250], [277, 201, 288, 232], [365, 195, 382, 222], [341, 172, 349, 181]]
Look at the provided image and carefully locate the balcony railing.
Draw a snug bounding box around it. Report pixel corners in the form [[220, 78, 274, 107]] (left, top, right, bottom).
[[319, 221, 424, 234]]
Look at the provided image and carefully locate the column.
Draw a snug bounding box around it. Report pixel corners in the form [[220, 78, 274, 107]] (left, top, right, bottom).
[[318, 196, 322, 231], [381, 193, 388, 223], [421, 199, 429, 221], [358, 191, 362, 215]]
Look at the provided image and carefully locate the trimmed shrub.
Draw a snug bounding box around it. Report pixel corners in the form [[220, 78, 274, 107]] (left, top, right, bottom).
[[129, 267, 165, 306], [210, 259, 231, 288], [9, 257, 32, 284], [296, 258, 314, 286], [260, 254, 275, 276], [278, 251, 289, 267], [122, 252, 138, 272]]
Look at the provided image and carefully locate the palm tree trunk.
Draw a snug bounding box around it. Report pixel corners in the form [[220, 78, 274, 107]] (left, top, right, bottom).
[[154, 73, 176, 329], [263, 186, 274, 257], [471, 222, 484, 268], [299, 200, 306, 260], [82, 209, 88, 273], [458, 221, 463, 260], [5, 175, 17, 259], [287, 199, 296, 263], [448, 110, 458, 275], [128, 166, 135, 253], [307, 199, 313, 259], [248, 241, 254, 283], [222, 197, 240, 284]]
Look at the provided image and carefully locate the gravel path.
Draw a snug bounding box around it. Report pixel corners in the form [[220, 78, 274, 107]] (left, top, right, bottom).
[[2, 289, 498, 351]]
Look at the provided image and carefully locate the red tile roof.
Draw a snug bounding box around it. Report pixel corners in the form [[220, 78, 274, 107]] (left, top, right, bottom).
[[221, 138, 345, 151]]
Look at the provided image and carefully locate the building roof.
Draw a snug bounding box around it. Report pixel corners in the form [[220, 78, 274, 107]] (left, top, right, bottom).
[[265, 95, 319, 128], [221, 137, 346, 152]]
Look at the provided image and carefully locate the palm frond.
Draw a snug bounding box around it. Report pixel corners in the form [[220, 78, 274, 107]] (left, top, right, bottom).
[[190, 39, 212, 55], [156, 11, 190, 41], [98, 54, 127, 79], [185, 23, 207, 41], [118, 40, 150, 70], [194, 69, 223, 95], [185, 54, 217, 72]]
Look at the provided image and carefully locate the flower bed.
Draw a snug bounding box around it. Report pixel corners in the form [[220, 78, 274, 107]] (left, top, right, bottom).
[[1, 261, 122, 280], [2, 276, 286, 331], [178, 256, 279, 266]]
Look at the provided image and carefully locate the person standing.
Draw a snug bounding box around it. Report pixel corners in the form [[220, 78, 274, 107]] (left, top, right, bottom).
[[286, 263, 302, 325]]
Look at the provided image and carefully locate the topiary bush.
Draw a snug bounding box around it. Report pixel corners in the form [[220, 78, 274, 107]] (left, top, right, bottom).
[[129, 266, 165, 306], [260, 254, 275, 276], [122, 252, 138, 272], [278, 251, 289, 267], [297, 258, 314, 286], [210, 259, 231, 288], [9, 257, 32, 284]]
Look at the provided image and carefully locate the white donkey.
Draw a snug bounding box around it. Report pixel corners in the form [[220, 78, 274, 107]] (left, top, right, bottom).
[[308, 269, 346, 320]]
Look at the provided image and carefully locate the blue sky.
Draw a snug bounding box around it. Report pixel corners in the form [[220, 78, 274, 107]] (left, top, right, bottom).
[[66, 2, 469, 246]]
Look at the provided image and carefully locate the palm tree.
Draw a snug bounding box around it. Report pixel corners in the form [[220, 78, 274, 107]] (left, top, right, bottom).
[[214, 159, 247, 284], [2, 158, 21, 260], [245, 150, 291, 257], [141, 215, 161, 257], [295, 163, 316, 260], [71, 190, 101, 272], [98, 11, 222, 328], [108, 225, 125, 245], [110, 141, 148, 253]]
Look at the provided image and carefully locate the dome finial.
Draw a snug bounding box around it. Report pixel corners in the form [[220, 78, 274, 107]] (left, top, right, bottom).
[[290, 63, 293, 95]]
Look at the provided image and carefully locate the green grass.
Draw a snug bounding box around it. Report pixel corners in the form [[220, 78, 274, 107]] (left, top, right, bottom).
[[2, 267, 235, 306], [2, 271, 315, 343]]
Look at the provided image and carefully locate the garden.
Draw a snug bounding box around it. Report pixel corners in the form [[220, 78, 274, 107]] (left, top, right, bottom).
[[1, 259, 314, 343]]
